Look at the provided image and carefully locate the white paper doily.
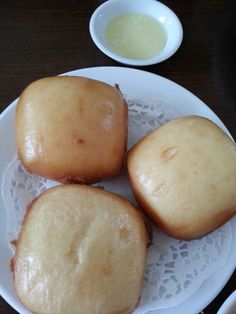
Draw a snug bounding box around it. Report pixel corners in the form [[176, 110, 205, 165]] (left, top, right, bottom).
[[1, 97, 232, 313]]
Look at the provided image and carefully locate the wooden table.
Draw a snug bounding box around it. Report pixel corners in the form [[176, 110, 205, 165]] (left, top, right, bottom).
[[0, 1, 235, 313]]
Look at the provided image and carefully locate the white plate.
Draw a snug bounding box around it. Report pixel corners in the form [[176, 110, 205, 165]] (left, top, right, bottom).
[[0, 66, 235, 314]]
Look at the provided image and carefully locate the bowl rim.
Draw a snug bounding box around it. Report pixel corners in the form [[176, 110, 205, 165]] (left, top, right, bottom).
[[217, 291, 236, 314], [89, 0, 183, 66]]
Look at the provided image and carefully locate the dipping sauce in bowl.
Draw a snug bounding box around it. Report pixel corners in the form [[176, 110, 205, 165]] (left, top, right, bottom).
[[89, 0, 183, 66], [105, 13, 167, 60]]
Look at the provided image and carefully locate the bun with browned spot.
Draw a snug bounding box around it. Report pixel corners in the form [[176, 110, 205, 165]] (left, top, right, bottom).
[[16, 76, 127, 183], [128, 115, 236, 240]]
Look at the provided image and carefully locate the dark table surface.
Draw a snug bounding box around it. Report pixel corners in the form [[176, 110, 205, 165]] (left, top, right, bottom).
[[0, 1, 235, 313]]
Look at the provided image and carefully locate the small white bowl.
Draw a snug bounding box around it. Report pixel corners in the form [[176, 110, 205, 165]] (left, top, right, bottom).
[[89, 0, 183, 66], [217, 291, 236, 314]]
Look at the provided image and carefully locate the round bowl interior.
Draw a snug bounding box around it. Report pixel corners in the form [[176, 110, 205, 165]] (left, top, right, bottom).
[[89, 0, 183, 66]]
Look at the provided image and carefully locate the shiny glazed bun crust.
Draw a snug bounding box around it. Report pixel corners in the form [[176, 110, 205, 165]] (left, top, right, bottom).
[[14, 185, 147, 314], [16, 76, 127, 183], [127, 115, 236, 240]]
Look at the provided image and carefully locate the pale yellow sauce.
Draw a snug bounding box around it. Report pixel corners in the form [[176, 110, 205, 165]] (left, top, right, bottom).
[[105, 13, 167, 60]]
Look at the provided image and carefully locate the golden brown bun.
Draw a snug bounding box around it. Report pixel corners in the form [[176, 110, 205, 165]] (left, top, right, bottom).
[[127, 115, 236, 240], [14, 185, 147, 314], [16, 76, 127, 183]]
